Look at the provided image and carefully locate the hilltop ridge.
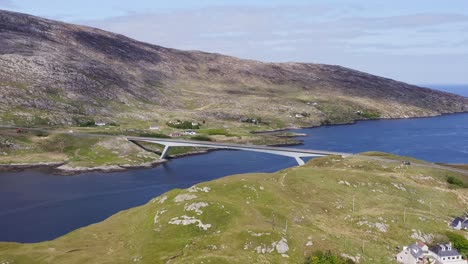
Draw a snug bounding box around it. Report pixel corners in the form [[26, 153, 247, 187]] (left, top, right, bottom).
[[0, 9, 467, 128]]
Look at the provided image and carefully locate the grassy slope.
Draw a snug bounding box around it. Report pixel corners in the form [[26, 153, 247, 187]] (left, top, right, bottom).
[[0, 130, 158, 167], [1, 155, 467, 263]]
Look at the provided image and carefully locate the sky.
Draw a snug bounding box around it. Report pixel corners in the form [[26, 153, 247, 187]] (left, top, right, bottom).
[[1, 0, 468, 85]]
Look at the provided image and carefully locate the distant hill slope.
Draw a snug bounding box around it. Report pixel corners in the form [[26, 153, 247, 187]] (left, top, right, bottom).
[[1, 154, 467, 263], [0, 10, 467, 127]]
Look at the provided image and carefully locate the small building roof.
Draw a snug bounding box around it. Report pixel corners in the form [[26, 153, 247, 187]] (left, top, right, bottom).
[[430, 243, 462, 257], [451, 216, 468, 229], [452, 217, 464, 225], [408, 244, 424, 259]]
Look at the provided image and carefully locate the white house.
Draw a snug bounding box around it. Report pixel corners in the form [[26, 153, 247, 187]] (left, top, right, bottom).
[[183, 130, 197, 136], [95, 121, 106, 126], [429, 243, 466, 264], [149, 125, 160, 131], [396, 241, 432, 264]]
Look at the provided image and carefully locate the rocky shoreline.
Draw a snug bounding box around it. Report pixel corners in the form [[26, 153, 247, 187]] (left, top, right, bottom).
[[53, 159, 167, 175], [0, 149, 219, 175], [0, 161, 65, 171]]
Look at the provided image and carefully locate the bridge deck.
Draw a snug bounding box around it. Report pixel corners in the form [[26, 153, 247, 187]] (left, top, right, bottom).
[[126, 136, 352, 163], [126, 136, 350, 156]]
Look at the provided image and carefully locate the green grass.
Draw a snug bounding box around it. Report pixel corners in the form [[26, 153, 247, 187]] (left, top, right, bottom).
[[446, 231, 468, 257], [137, 132, 171, 138], [447, 176, 466, 188], [360, 151, 427, 164], [1, 154, 467, 263], [0, 131, 158, 167], [199, 128, 233, 136], [359, 111, 380, 119], [190, 135, 212, 141]]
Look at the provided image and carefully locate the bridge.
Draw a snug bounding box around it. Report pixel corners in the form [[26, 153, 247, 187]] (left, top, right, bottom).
[[126, 136, 352, 165]]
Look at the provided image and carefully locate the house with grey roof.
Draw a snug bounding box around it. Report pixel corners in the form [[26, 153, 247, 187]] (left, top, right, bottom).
[[396, 241, 431, 264], [429, 243, 466, 264], [451, 216, 468, 231]]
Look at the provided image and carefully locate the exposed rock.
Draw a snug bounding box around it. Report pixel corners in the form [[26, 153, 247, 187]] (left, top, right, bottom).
[[173, 194, 197, 203], [187, 186, 211, 193], [55, 164, 126, 173], [168, 215, 211, 230], [338, 180, 351, 186], [341, 253, 361, 263], [248, 230, 271, 237], [153, 209, 167, 224], [276, 238, 289, 254], [391, 182, 407, 192], [410, 229, 434, 243], [184, 202, 209, 215], [157, 196, 168, 204], [253, 237, 289, 255]]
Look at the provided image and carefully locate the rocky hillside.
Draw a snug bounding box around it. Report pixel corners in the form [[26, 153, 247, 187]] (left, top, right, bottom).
[[0, 10, 467, 127], [1, 153, 467, 263]]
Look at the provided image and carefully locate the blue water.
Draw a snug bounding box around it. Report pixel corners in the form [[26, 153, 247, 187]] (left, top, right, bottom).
[[0, 86, 467, 243], [293, 113, 468, 164]]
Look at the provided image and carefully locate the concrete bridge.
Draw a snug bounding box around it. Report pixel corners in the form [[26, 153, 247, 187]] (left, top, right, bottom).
[[126, 136, 352, 166]]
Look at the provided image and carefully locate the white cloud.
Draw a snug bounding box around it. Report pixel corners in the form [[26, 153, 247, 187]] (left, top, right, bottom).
[[78, 6, 468, 83]]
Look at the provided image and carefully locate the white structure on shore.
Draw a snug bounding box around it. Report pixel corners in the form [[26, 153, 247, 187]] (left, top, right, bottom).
[[396, 241, 466, 264], [430, 243, 466, 264], [396, 241, 431, 264]]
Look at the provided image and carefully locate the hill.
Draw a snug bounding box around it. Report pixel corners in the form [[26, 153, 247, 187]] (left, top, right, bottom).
[[1, 153, 467, 263], [0, 10, 467, 129]]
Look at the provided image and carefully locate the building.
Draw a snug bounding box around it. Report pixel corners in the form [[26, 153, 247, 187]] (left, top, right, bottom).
[[169, 132, 182, 137], [397, 241, 467, 264], [429, 243, 466, 264], [149, 125, 160, 130], [95, 121, 106, 126], [183, 130, 197, 136], [451, 216, 468, 230], [396, 241, 431, 264]]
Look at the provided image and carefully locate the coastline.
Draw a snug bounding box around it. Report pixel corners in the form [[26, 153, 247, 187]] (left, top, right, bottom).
[[252, 110, 468, 134], [1, 111, 467, 175], [0, 162, 65, 172], [0, 149, 224, 175]]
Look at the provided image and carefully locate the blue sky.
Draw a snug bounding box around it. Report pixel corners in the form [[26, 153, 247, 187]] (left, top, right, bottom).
[[1, 0, 468, 85]]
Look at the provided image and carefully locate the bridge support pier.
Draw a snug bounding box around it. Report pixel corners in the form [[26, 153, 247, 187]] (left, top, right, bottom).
[[160, 145, 170, 159], [294, 156, 305, 166]]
